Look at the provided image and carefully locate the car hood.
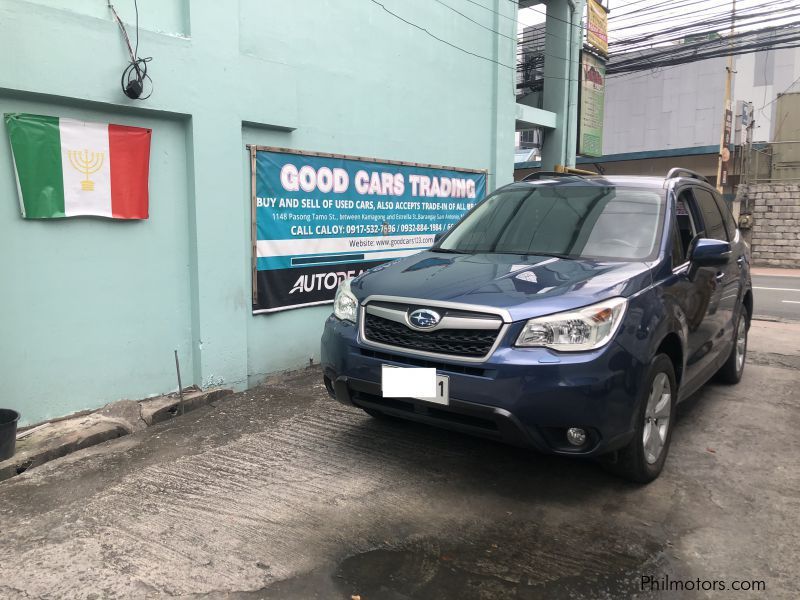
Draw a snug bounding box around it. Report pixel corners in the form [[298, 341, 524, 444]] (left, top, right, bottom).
[[352, 251, 652, 321]]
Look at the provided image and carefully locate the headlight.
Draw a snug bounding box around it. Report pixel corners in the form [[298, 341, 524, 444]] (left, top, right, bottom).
[[515, 297, 627, 351], [333, 278, 358, 323]]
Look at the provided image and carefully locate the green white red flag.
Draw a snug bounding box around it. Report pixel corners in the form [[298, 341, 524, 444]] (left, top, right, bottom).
[[4, 113, 151, 219]]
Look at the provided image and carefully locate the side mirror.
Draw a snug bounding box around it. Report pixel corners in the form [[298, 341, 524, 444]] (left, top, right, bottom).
[[689, 238, 731, 266]]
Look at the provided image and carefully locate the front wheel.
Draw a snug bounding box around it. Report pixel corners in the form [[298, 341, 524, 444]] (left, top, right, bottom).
[[715, 309, 748, 384], [604, 354, 677, 483]]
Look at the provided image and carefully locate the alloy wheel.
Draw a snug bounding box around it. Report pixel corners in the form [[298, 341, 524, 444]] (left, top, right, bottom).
[[642, 372, 671, 465], [735, 314, 747, 373]]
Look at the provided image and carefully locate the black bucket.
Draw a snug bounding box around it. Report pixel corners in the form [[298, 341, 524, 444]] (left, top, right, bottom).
[[0, 409, 20, 461]]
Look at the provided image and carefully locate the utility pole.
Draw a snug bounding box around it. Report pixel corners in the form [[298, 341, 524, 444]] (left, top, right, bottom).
[[715, 0, 736, 194]]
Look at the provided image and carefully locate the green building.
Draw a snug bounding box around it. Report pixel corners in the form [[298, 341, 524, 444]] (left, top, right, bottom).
[[0, 0, 584, 425]]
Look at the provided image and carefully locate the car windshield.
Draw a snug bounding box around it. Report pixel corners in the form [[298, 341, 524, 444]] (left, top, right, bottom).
[[436, 183, 665, 260]]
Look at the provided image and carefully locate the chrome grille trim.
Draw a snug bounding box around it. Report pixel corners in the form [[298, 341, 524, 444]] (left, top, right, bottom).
[[365, 303, 503, 332], [358, 295, 510, 363]]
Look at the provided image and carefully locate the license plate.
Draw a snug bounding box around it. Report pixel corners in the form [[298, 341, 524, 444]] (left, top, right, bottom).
[[381, 365, 449, 405]]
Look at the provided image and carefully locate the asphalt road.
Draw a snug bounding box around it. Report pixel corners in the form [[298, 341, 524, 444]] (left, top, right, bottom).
[[752, 274, 800, 321], [0, 322, 798, 599]]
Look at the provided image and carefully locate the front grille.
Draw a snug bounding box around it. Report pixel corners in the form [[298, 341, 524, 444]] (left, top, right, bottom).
[[363, 313, 498, 358], [359, 349, 489, 377]]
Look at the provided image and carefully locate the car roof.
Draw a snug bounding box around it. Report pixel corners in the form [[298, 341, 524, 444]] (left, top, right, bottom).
[[511, 172, 715, 192]]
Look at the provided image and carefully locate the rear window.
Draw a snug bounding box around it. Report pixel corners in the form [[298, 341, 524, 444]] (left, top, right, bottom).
[[438, 184, 665, 260]]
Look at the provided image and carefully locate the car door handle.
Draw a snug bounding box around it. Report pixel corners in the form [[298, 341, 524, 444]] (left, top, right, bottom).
[[737, 256, 745, 268]]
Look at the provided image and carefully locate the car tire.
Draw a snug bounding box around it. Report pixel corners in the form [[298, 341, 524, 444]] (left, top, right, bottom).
[[604, 354, 677, 484], [715, 308, 748, 385]]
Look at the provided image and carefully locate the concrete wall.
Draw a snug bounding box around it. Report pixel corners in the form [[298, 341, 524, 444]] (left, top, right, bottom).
[[733, 47, 800, 143], [747, 183, 800, 268], [604, 57, 726, 155], [1, 0, 517, 425], [604, 45, 800, 155]]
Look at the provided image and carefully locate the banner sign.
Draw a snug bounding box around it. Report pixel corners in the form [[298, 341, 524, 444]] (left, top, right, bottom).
[[579, 52, 606, 157], [251, 147, 486, 313], [587, 0, 608, 57], [721, 105, 733, 185]]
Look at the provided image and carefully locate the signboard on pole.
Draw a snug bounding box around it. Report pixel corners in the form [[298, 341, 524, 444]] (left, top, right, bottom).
[[579, 52, 606, 158], [721, 104, 733, 185], [586, 0, 608, 57], [250, 147, 486, 313]]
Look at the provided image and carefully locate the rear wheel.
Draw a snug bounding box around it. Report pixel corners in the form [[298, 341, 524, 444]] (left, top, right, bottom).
[[715, 309, 748, 384], [604, 354, 677, 483]]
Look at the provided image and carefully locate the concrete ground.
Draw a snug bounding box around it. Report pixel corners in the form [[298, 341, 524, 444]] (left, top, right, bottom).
[[0, 320, 798, 599]]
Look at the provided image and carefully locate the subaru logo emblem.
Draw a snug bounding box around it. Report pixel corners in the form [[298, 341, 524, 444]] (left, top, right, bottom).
[[408, 308, 441, 329]]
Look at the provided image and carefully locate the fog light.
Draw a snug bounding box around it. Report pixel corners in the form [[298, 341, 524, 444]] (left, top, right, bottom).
[[566, 427, 587, 446]]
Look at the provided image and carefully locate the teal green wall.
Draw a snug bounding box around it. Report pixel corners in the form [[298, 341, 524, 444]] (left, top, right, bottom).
[[1, 0, 516, 425]]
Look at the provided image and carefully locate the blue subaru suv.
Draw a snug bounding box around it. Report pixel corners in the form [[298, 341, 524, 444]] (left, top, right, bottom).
[[321, 169, 752, 482]]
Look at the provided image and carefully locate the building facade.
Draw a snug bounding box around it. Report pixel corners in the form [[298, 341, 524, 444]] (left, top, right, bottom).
[[600, 38, 800, 183], [1, 0, 525, 425], [517, 36, 800, 184]]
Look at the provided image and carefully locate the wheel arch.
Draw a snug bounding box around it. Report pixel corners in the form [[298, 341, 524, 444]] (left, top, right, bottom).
[[742, 288, 753, 327], [655, 331, 684, 387]]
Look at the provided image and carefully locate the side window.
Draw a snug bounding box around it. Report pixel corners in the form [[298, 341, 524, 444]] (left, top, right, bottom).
[[675, 189, 699, 261], [693, 187, 728, 241], [670, 219, 684, 268], [714, 193, 737, 240]]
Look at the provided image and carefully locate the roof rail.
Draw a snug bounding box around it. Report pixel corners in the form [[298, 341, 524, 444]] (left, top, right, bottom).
[[666, 168, 709, 183], [522, 171, 587, 181]]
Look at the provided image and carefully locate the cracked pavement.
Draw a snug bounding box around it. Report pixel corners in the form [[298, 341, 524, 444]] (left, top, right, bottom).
[[0, 320, 798, 599]]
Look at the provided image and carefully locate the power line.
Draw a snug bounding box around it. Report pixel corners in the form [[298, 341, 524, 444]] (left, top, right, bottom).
[[758, 74, 800, 111], [610, 4, 800, 55], [607, 22, 800, 74], [431, 0, 516, 41], [462, 0, 518, 24], [368, 0, 513, 69]]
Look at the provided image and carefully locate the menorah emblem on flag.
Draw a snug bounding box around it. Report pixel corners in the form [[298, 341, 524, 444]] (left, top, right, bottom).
[[5, 112, 151, 219], [67, 149, 105, 192]]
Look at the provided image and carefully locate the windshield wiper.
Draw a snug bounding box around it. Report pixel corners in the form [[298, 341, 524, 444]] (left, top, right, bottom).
[[475, 250, 578, 260], [528, 251, 578, 260], [430, 248, 469, 254]]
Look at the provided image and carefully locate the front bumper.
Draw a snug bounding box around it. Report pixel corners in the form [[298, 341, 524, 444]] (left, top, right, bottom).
[[321, 315, 645, 457]]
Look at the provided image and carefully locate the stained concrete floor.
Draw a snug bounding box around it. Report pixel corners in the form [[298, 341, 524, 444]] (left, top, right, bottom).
[[0, 321, 798, 599]]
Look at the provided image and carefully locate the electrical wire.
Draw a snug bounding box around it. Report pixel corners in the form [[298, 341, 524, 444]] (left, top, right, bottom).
[[108, 0, 153, 99], [607, 21, 800, 75], [368, 0, 514, 69], [758, 73, 800, 111], [431, 0, 516, 41], [607, 0, 799, 64]]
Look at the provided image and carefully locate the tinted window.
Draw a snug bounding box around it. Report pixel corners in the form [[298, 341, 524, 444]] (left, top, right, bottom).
[[693, 187, 727, 241], [675, 190, 700, 259], [671, 220, 684, 267], [714, 194, 738, 240], [438, 184, 665, 260]]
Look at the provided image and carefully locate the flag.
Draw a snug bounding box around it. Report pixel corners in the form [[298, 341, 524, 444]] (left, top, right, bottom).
[[4, 113, 151, 219]]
